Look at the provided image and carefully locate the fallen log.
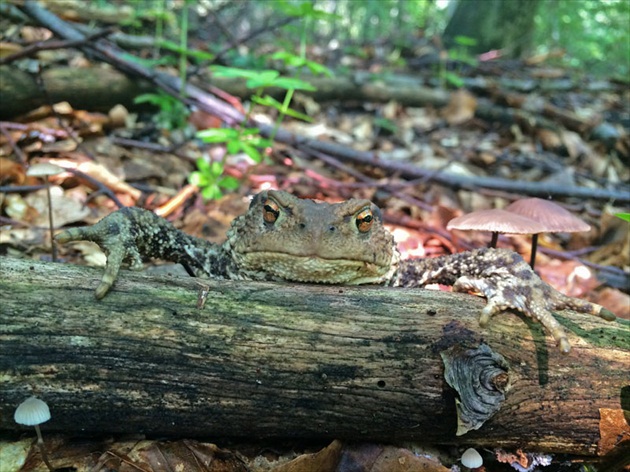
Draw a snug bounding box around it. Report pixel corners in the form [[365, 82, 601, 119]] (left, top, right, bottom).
[[1, 257, 628, 456]]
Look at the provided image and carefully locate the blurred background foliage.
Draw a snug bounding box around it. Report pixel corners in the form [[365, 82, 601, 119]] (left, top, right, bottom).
[[107, 0, 629, 78]]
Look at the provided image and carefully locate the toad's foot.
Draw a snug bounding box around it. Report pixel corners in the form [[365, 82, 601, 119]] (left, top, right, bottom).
[[396, 248, 615, 353], [56, 209, 149, 299], [451, 258, 615, 354], [56, 207, 226, 299]]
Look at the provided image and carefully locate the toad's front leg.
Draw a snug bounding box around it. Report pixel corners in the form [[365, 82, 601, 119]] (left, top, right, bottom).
[[55, 207, 234, 299], [393, 248, 615, 353]]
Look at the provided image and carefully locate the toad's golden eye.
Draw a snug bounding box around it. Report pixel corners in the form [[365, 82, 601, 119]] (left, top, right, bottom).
[[263, 200, 280, 223], [356, 208, 373, 233]]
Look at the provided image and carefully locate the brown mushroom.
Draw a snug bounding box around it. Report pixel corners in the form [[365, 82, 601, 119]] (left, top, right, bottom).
[[505, 198, 591, 268], [447, 209, 546, 248]]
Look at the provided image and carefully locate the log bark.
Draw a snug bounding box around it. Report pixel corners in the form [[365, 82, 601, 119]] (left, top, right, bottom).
[[1, 257, 628, 455], [0, 65, 150, 118]]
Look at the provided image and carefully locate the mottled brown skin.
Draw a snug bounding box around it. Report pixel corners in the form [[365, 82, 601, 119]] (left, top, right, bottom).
[[56, 190, 614, 353]]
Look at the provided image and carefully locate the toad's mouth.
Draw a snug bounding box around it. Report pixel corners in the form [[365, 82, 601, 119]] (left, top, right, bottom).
[[236, 251, 393, 285]]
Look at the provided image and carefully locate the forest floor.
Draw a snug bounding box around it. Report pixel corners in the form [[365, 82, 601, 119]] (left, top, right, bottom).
[[1, 3, 629, 472]]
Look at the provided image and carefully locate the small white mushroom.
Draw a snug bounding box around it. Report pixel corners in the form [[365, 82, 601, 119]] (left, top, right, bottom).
[[26, 163, 65, 263], [25, 163, 64, 178], [461, 447, 483, 469], [14, 396, 54, 471]]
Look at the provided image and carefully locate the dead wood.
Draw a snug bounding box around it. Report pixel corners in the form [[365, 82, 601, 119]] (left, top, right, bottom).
[[1, 257, 628, 455], [2, 61, 627, 204], [0, 65, 150, 118]]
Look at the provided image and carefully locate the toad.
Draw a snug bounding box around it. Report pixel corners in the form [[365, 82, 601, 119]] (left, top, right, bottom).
[[55, 190, 614, 353]]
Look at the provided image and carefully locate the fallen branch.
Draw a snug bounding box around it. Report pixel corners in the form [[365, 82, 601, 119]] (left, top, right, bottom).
[[12, 2, 630, 202], [1, 258, 629, 456]]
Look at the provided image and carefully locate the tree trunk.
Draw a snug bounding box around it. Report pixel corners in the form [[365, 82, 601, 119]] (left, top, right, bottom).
[[443, 0, 541, 57], [1, 257, 628, 455]]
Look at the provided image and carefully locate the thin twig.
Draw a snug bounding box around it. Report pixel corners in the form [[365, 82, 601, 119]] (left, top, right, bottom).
[[0, 28, 114, 65], [0, 123, 28, 165]]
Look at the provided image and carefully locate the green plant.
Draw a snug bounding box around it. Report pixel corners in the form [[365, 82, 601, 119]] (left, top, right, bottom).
[[196, 128, 272, 163], [193, 2, 335, 200], [615, 212, 630, 222], [134, 91, 189, 130], [188, 157, 241, 200], [439, 35, 478, 88], [191, 128, 273, 199], [132, 0, 197, 131]]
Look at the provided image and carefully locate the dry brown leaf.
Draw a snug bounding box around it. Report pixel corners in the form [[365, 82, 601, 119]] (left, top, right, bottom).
[[560, 130, 591, 158], [20, 26, 52, 42], [135, 439, 248, 472], [271, 441, 449, 472], [0, 158, 30, 185], [536, 128, 562, 151], [24, 186, 90, 227], [53, 158, 142, 200], [598, 408, 630, 456], [369, 446, 449, 472], [441, 89, 477, 125], [3, 193, 39, 222], [596, 288, 630, 319], [536, 259, 599, 298], [40, 139, 80, 153], [0, 41, 23, 58], [270, 440, 343, 472]]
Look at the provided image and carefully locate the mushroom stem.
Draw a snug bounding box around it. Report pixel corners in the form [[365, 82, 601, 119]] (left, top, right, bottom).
[[34, 424, 54, 471], [530, 233, 539, 268], [45, 182, 57, 262], [489, 231, 498, 248]]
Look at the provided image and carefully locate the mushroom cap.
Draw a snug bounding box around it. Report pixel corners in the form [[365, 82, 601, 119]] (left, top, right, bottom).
[[14, 396, 51, 426], [447, 209, 546, 234], [26, 162, 64, 177], [461, 447, 483, 468], [505, 198, 591, 233]]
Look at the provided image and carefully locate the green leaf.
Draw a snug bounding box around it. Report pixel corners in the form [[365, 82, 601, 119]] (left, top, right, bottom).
[[195, 157, 211, 174], [210, 161, 224, 177], [245, 70, 282, 89], [615, 212, 630, 222], [239, 127, 261, 136], [276, 1, 339, 20], [134, 93, 165, 106], [454, 35, 478, 47], [158, 39, 215, 61], [304, 61, 333, 77], [240, 142, 263, 162], [202, 184, 222, 200], [374, 117, 398, 133], [444, 71, 465, 88], [196, 128, 239, 143], [272, 77, 317, 91], [188, 171, 208, 187], [271, 51, 307, 68], [122, 52, 176, 68], [210, 66, 260, 80], [247, 136, 273, 148], [226, 140, 241, 155], [218, 176, 240, 190], [277, 106, 313, 122], [252, 95, 284, 112]]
